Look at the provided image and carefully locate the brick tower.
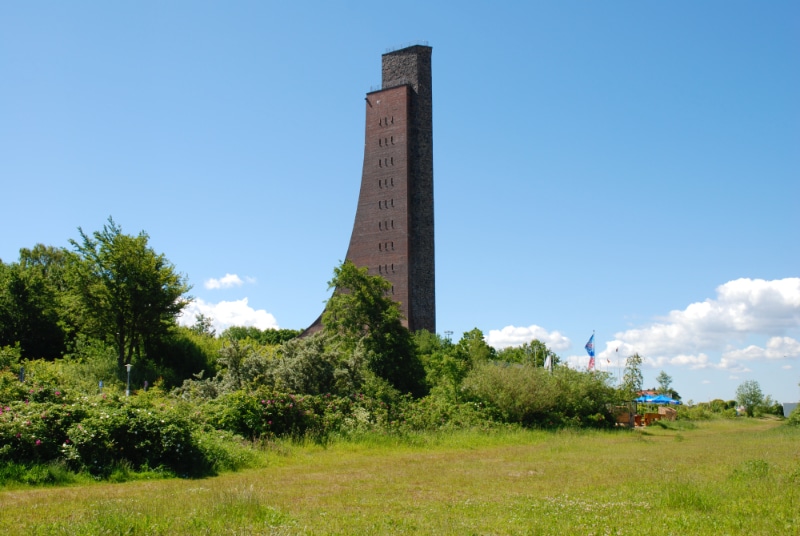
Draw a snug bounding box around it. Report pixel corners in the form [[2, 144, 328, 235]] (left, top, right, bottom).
[[306, 44, 435, 334]]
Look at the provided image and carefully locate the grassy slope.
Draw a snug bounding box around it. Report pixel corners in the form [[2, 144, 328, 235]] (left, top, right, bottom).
[[0, 419, 797, 535]]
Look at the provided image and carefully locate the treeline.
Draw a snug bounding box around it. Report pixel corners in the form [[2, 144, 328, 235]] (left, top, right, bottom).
[[0, 219, 640, 483]]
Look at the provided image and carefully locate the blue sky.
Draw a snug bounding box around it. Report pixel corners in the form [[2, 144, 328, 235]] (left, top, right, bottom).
[[2, 2, 798, 404]]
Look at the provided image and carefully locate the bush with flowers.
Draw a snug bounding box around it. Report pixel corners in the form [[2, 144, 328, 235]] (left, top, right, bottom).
[[0, 400, 87, 464], [207, 388, 324, 439], [62, 397, 203, 476]]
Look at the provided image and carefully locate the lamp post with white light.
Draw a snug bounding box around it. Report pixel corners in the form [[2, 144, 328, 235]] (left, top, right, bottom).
[[125, 363, 132, 397]]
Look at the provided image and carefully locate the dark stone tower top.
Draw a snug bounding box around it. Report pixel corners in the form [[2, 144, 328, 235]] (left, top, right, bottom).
[[382, 44, 432, 91], [304, 44, 434, 336]]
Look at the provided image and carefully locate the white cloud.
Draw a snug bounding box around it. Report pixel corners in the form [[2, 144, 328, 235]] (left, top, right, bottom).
[[204, 273, 255, 290], [179, 297, 278, 333], [486, 324, 571, 351], [718, 336, 800, 368], [605, 278, 800, 369]]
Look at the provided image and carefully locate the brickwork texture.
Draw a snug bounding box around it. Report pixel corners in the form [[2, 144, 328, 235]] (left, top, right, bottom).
[[305, 45, 435, 335]]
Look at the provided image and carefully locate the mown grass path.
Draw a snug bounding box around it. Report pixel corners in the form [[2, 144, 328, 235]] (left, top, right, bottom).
[[1, 419, 797, 535]]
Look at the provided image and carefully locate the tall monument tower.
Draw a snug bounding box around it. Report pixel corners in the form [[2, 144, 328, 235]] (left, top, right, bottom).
[[307, 44, 435, 334]]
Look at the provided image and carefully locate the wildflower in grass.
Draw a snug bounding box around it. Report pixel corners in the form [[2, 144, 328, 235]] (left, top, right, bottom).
[[35, 439, 42, 446]]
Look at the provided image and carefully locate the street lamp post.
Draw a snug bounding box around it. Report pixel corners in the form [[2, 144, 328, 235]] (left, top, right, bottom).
[[125, 363, 132, 397]]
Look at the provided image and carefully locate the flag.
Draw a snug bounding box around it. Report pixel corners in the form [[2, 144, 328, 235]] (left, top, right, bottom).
[[543, 355, 552, 370], [585, 334, 595, 370]]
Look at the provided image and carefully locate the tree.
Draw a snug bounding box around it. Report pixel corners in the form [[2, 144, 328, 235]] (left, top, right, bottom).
[[322, 260, 425, 396], [190, 313, 216, 337], [622, 353, 644, 399], [221, 326, 301, 346], [496, 340, 559, 368], [456, 328, 495, 364], [0, 245, 70, 359], [735, 380, 764, 417], [656, 370, 673, 394], [414, 330, 469, 401], [68, 217, 191, 370]]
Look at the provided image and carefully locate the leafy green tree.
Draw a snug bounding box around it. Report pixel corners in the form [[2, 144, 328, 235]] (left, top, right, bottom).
[[143, 325, 221, 387], [221, 326, 300, 346], [656, 370, 672, 394], [67, 217, 191, 370], [414, 330, 469, 401], [496, 340, 559, 368], [322, 260, 425, 396], [0, 245, 70, 359], [456, 328, 495, 364], [190, 313, 216, 337], [736, 380, 764, 417], [622, 353, 644, 399]]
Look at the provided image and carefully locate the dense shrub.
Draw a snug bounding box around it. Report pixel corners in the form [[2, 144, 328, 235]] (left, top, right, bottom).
[[207, 389, 323, 439], [0, 344, 21, 370], [0, 387, 224, 478], [462, 364, 617, 428], [677, 401, 741, 420], [0, 401, 87, 464], [62, 400, 204, 476], [0, 369, 28, 402], [390, 396, 492, 432], [273, 334, 358, 395]]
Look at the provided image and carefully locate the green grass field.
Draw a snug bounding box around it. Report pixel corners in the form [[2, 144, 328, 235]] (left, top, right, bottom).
[[1, 419, 797, 535]]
